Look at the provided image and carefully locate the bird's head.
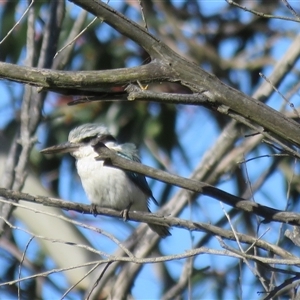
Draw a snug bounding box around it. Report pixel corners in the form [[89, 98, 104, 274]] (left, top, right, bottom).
[[41, 123, 117, 159]]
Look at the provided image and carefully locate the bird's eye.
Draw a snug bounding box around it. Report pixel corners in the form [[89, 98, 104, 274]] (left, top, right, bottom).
[[81, 136, 97, 143]]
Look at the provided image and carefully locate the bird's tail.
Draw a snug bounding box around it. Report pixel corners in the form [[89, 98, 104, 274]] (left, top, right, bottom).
[[149, 223, 171, 238]]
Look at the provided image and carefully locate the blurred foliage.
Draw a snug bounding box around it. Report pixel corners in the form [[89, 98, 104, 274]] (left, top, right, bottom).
[[1, 0, 300, 298]]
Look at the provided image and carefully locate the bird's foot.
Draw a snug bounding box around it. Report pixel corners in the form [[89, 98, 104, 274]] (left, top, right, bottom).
[[120, 208, 129, 221], [120, 203, 132, 221], [90, 204, 98, 217]]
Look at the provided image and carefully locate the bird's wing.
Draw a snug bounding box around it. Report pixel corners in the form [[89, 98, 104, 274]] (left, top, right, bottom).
[[116, 143, 159, 206]]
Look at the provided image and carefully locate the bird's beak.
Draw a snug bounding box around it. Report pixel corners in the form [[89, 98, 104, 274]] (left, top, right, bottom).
[[40, 142, 80, 155]]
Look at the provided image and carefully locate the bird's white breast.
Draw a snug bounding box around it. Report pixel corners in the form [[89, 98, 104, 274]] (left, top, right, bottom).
[[73, 145, 148, 212]]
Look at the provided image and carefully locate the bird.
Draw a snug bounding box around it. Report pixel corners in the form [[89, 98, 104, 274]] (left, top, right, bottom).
[[41, 123, 171, 238]]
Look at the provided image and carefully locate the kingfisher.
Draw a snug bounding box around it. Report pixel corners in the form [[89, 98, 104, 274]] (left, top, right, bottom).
[[41, 123, 171, 237]]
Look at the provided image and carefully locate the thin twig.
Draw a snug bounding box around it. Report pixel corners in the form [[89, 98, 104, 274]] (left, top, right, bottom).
[[0, 200, 134, 258], [138, 0, 148, 31], [0, 247, 245, 288], [86, 262, 112, 300], [260, 72, 300, 119], [18, 236, 34, 300], [54, 16, 98, 59], [226, 0, 300, 23], [62, 262, 103, 299], [281, 0, 300, 20], [0, 0, 35, 45]]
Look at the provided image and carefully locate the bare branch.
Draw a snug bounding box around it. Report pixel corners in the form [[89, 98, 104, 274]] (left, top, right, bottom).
[[226, 0, 300, 23], [0, 61, 169, 90], [0, 0, 35, 45], [84, 143, 300, 226], [1, 184, 300, 245]]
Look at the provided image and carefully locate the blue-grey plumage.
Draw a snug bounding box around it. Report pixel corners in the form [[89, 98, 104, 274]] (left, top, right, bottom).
[[42, 123, 170, 237]]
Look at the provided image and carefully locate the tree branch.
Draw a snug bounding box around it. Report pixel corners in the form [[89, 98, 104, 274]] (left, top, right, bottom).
[[68, 84, 300, 160], [0, 189, 296, 259], [68, 0, 300, 149], [91, 142, 300, 226], [1, 0, 300, 152], [68, 84, 208, 105], [68, 0, 166, 60], [0, 61, 170, 92]]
